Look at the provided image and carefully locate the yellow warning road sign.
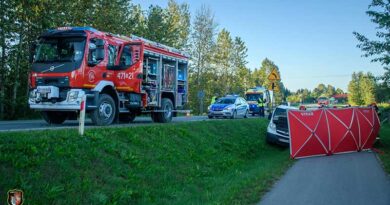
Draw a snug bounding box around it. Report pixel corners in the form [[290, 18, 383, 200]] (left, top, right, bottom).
[[268, 82, 280, 92], [267, 69, 280, 81]]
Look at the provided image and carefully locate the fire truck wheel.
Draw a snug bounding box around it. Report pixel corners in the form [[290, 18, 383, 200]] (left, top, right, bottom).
[[156, 98, 173, 123], [91, 94, 116, 126], [151, 112, 159, 123], [119, 113, 136, 123], [41, 111, 68, 124]]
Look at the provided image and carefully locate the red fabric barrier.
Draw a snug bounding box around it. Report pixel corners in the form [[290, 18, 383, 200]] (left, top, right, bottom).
[[288, 109, 329, 158], [356, 108, 380, 150], [326, 108, 359, 153], [288, 107, 380, 159]]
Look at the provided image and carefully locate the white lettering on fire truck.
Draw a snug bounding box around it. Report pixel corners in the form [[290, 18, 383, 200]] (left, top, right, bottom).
[[117, 72, 134, 80]]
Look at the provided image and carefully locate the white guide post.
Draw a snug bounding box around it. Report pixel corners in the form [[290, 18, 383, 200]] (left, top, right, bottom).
[[79, 95, 86, 135]]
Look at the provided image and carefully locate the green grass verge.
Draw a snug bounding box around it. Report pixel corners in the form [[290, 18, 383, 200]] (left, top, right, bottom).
[[0, 119, 292, 205], [377, 123, 390, 174]]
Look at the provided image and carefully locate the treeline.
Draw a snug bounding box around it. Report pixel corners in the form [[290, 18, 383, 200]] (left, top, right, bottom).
[[287, 84, 344, 104], [347, 71, 389, 106], [0, 0, 286, 119]]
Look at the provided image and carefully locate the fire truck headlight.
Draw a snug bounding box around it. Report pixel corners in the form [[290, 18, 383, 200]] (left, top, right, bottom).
[[68, 91, 79, 102]]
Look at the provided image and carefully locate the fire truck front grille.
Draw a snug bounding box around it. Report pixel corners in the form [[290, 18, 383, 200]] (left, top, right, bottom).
[[36, 77, 70, 87]]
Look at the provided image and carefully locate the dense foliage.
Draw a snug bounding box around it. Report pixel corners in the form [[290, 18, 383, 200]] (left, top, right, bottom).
[[0, 0, 285, 119], [354, 0, 390, 103]]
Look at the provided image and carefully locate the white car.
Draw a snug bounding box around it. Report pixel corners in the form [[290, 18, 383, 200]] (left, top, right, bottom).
[[266, 105, 298, 146]]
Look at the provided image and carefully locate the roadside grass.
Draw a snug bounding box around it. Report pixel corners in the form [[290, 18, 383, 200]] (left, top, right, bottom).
[[377, 123, 390, 174], [0, 119, 292, 205]]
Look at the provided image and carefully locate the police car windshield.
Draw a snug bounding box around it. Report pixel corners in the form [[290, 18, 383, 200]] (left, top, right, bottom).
[[216, 98, 235, 104]]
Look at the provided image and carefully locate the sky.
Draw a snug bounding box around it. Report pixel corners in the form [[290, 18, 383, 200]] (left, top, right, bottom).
[[133, 0, 384, 92]]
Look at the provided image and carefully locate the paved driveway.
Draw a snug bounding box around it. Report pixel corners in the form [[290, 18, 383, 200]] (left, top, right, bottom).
[[259, 152, 390, 205]]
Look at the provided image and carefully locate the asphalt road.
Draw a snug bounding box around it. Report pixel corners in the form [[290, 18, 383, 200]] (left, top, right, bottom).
[[0, 115, 260, 132], [258, 152, 390, 205], [0, 116, 210, 132]]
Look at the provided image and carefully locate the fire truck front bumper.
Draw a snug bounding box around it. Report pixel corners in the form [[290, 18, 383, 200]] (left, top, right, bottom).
[[28, 88, 97, 111], [249, 104, 260, 114]]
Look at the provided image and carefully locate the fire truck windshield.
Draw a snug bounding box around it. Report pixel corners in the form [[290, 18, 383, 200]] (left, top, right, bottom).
[[246, 93, 263, 101], [31, 37, 86, 73]]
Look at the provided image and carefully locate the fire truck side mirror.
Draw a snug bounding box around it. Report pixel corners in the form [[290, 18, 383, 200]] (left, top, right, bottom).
[[96, 48, 105, 61], [95, 39, 105, 61]]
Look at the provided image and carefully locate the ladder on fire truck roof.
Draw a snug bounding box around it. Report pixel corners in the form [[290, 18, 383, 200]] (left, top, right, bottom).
[[113, 33, 189, 58]]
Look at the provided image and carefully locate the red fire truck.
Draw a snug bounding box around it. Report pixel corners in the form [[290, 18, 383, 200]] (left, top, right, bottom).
[[28, 27, 189, 125]]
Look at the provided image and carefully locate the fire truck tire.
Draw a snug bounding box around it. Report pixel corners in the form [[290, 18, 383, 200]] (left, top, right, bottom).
[[90, 94, 116, 126], [119, 113, 136, 123], [151, 112, 159, 123], [155, 98, 173, 123], [41, 111, 67, 124]]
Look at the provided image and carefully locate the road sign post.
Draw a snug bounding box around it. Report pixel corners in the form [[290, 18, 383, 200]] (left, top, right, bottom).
[[197, 90, 205, 115], [267, 69, 281, 114]]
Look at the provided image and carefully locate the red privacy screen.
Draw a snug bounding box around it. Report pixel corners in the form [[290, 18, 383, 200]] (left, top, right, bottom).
[[288, 107, 380, 159]]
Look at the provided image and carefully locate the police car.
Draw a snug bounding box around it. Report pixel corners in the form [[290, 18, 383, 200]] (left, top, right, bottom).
[[208, 95, 249, 119]]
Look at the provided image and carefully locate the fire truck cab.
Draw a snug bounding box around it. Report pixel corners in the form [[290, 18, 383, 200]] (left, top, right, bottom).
[[28, 27, 189, 125]]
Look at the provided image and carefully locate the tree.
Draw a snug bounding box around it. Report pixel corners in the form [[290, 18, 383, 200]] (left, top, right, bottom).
[[325, 84, 336, 97], [213, 29, 234, 94], [231, 37, 250, 95], [126, 5, 147, 36], [165, 0, 191, 49], [354, 0, 390, 93], [188, 5, 217, 114], [348, 72, 376, 105], [145, 5, 168, 43], [336, 88, 344, 94], [360, 72, 376, 105]]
